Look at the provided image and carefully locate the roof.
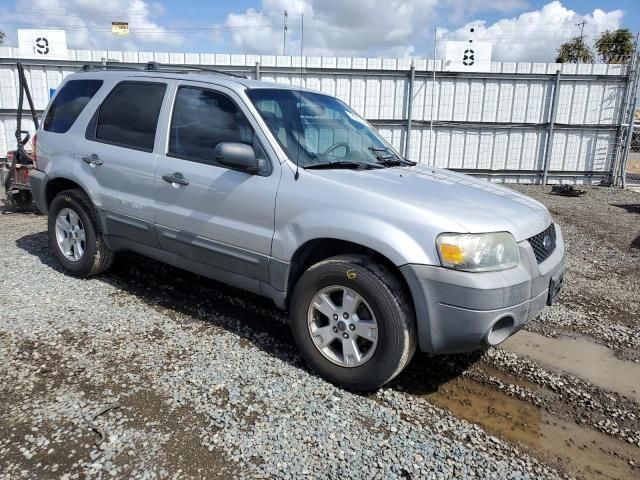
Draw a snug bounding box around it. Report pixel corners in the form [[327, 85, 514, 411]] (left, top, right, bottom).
[[72, 65, 320, 95]]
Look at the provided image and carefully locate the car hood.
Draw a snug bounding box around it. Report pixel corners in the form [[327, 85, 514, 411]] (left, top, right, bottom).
[[308, 165, 551, 241]]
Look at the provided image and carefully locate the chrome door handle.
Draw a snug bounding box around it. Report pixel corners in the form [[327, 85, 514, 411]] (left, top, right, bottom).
[[82, 154, 103, 167], [162, 172, 189, 186]]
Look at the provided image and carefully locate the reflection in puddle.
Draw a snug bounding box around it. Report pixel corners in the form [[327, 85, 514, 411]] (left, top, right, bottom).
[[425, 377, 638, 480], [502, 330, 640, 402]]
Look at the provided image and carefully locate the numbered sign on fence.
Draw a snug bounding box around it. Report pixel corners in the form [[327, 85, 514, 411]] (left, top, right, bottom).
[[17, 29, 68, 60], [444, 41, 492, 72]]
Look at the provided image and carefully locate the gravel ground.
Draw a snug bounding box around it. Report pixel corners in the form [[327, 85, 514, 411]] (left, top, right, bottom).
[[510, 185, 640, 361], [1, 185, 639, 479]]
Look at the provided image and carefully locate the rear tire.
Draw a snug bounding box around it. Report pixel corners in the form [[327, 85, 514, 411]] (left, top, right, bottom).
[[290, 254, 416, 391], [48, 189, 114, 277]]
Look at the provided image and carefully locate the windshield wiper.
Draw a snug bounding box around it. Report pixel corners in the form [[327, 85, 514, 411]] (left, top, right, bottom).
[[304, 161, 382, 170], [377, 158, 417, 167], [368, 147, 417, 167]]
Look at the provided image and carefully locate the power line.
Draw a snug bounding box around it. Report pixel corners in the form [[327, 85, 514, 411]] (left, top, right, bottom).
[[2, 7, 304, 17], [1, 21, 276, 32]]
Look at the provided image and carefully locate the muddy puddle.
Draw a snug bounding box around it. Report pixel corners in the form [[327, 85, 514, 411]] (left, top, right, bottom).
[[425, 377, 639, 480], [501, 330, 640, 402]]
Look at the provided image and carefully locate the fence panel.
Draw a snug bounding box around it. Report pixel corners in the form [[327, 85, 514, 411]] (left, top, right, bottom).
[[0, 48, 632, 183]]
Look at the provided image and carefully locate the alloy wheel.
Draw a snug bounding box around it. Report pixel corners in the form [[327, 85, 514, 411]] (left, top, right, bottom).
[[307, 285, 379, 367]]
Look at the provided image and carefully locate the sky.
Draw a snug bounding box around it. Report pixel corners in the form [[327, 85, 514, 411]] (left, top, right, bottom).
[[0, 0, 637, 62]]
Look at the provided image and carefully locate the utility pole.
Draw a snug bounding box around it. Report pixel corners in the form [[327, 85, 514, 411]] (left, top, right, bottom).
[[429, 27, 437, 165], [282, 10, 288, 56], [575, 20, 587, 65], [576, 20, 587, 41]]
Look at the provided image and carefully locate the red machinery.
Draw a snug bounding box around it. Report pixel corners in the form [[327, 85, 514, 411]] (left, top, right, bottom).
[[2, 62, 39, 210]]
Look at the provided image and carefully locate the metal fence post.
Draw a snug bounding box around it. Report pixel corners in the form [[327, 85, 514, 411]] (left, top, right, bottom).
[[542, 70, 561, 185], [612, 35, 639, 186], [619, 53, 640, 188], [620, 108, 637, 189], [404, 60, 415, 159], [255, 62, 261, 80]]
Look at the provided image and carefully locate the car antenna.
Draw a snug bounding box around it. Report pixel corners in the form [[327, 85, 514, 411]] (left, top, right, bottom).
[[294, 13, 303, 181]]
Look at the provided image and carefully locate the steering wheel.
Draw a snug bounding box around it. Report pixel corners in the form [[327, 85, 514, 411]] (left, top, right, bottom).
[[322, 142, 351, 156]]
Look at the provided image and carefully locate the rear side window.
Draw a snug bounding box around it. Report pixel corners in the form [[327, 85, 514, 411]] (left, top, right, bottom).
[[168, 87, 254, 163], [91, 81, 166, 152], [43, 80, 103, 133]]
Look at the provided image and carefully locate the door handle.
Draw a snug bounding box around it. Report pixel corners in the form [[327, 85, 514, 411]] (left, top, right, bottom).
[[162, 172, 189, 186], [82, 154, 103, 167]]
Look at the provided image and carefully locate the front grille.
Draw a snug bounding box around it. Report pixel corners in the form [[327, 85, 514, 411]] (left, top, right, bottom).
[[528, 223, 556, 264]]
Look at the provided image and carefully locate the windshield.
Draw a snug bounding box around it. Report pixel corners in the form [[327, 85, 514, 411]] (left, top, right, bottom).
[[247, 88, 404, 168]]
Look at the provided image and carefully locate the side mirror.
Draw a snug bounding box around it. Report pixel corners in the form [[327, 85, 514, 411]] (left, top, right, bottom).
[[214, 142, 265, 174]]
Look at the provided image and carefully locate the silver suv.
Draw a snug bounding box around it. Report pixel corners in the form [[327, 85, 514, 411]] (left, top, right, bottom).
[[30, 65, 565, 390]]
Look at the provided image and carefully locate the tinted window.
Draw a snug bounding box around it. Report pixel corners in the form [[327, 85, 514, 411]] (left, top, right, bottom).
[[43, 80, 103, 133], [169, 87, 254, 163], [94, 82, 166, 151]]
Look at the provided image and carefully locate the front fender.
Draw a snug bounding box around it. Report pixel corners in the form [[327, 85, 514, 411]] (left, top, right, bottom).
[[272, 209, 438, 266]]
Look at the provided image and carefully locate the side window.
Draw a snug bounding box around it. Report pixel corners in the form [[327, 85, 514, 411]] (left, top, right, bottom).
[[91, 81, 166, 152], [169, 87, 254, 163], [43, 80, 103, 133]]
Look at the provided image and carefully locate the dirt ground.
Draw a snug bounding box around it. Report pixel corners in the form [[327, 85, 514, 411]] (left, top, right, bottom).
[[626, 151, 640, 177], [1, 184, 639, 480]]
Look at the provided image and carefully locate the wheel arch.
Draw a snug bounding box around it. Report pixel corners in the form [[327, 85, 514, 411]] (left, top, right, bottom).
[[284, 238, 414, 312], [45, 177, 85, 210]]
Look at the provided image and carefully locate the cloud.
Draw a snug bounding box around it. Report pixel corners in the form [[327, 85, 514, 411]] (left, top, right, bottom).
[[0, 0, 184, 50], [441, 0, 530, 23], [225, 0, 626, 62], [224, 0, 439, 57], [439, 1, 624, 62]]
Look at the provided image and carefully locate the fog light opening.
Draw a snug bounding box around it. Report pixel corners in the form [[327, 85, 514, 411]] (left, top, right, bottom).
[[486, 316, 515, 346]]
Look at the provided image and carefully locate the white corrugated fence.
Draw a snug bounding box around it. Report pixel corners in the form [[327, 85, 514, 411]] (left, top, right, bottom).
[[0, 46, 634, 184]]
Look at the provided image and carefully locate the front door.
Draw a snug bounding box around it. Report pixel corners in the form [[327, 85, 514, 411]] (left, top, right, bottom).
[[154, 82, 281, 283]]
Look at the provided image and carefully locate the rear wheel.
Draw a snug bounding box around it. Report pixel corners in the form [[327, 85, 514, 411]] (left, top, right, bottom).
[[48, 189, 114, 277], [290, 254, 416, 391]]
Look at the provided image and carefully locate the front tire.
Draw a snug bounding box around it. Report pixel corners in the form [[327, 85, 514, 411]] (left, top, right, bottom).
[[48, 189, 114, 277], [290, 254, 417, 391]]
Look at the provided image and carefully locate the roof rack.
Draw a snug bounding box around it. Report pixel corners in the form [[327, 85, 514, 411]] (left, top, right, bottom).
[[81, 64, 139, 71], [80, 61, 249, 79]]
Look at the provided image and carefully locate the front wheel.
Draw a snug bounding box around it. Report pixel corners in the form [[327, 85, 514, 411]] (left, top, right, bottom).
[[290, 254, 417, 391]]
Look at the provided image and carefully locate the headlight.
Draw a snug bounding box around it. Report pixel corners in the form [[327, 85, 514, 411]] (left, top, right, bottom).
[[436, 232, 519, 272]]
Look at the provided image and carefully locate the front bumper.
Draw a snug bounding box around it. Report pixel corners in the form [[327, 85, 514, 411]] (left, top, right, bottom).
[[401, 224, 565, 354]]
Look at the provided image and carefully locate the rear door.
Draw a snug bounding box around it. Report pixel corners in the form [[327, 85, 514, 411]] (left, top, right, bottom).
[[82, 80, 169, 246], [153, 82, 280, 283]]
